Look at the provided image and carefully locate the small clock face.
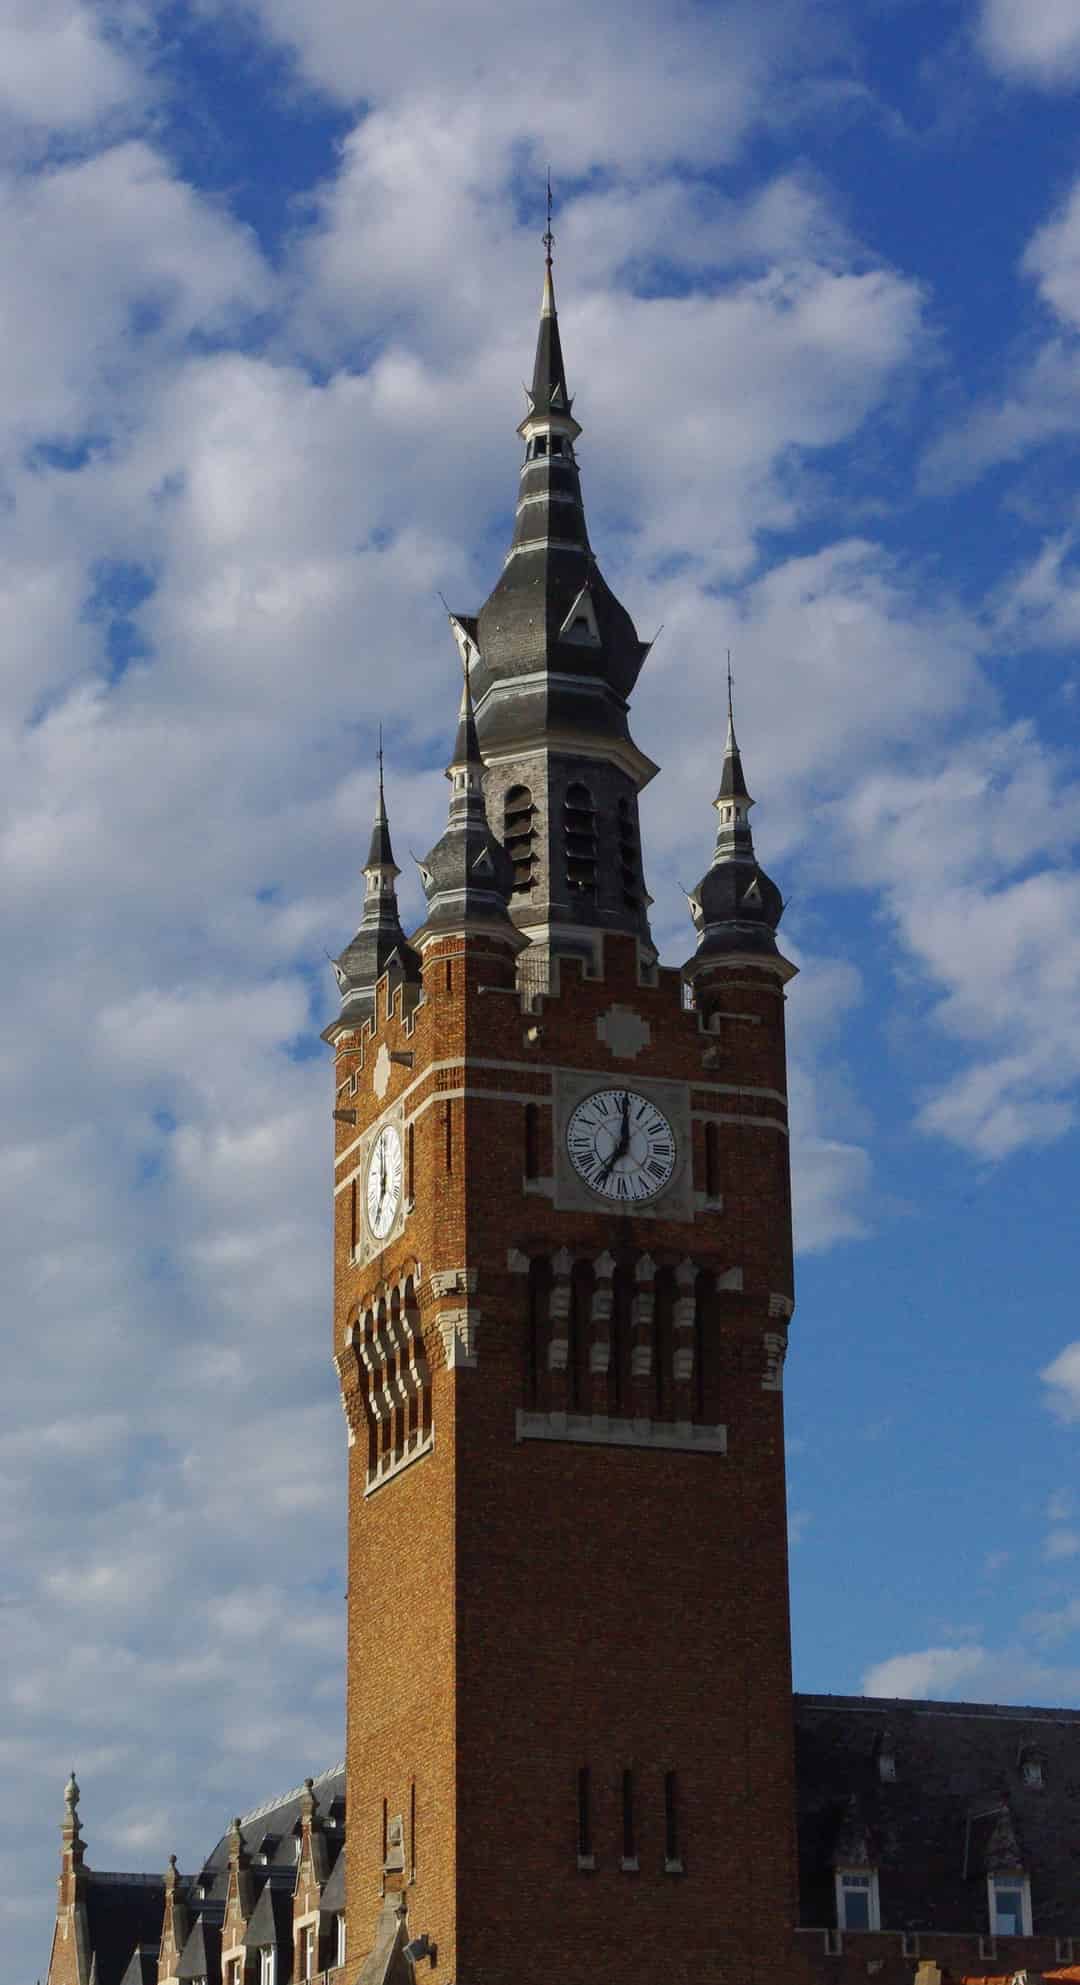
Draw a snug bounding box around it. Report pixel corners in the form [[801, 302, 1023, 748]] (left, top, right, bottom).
[[366, 1123, 403, 1240], [566, 1089, 677, 1204]]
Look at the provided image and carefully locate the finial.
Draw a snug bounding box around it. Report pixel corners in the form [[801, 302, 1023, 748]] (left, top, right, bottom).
[[65, 1771, 80, 1812], [543, 169, 554, 271]]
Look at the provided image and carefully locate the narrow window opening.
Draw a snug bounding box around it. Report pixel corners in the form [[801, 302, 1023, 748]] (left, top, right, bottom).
[[445, 957, 453, 994], [704, 1121, 720, 1200], [621, 1768, 638, 1870], [504, 783, 537, 896], [535, 434, 548, 456], [664, 1770, 682, 1872], [336, 1915, 347, 1967], [577, 1767, 594, 1869], [410, 1780, 417, 1883], [618, 796, 641, 912], [564, 782, 598, 900], [654, 1266, 675, 1420], [444, 1101, 453, 1174], [526, 1255, 549, 1411], [350, 1176, 358, 1254], [524, 1102, 540, 1180], [406, 1122, 414, 1203], [381, 1797, 388, 1869], [569, 1260, 593, 1413]]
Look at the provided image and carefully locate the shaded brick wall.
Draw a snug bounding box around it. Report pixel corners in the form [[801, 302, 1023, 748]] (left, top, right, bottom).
[[331, 929, 802, 1983]]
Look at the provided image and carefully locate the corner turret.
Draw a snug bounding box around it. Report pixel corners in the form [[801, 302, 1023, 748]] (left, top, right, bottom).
[[413, 669, 523, 950], [325, 741, 420, 1038], [683, 670, 792, 985]]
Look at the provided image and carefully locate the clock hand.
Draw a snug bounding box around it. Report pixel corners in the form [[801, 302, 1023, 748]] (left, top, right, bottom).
[[597, 1098, 633, 1186]]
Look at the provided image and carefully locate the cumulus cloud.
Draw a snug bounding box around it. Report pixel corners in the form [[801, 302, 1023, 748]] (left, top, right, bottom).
[[1042, 1342, 1080, 1421], [0, 0, 147, 142], [979, 0, 1080, 87]]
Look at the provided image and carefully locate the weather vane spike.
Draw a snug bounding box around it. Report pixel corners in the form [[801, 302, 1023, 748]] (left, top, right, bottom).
[[727, 649, 734, 721], [543, 169, 554, 270]]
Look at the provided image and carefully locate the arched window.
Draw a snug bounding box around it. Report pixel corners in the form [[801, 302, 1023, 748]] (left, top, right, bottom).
[[564, 782, 598, 899], [504, 784, 538, 896]]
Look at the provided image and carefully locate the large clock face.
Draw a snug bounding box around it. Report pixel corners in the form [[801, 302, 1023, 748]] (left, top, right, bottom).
[[366, 1123, 403, 1240], [566, 1089, 677, 1204]]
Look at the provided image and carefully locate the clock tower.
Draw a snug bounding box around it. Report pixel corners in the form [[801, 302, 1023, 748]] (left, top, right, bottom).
[[324, 247, 800, 1985]]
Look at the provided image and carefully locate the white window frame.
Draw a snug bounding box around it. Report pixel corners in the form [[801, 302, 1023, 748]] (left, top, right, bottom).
[[835, 1867, 880, 1932], [299, 1921, 316, 1980], [259, 1949, 276, 1985], [988, 1871, 1032, 1937], [336, 1913, 347, 1967]]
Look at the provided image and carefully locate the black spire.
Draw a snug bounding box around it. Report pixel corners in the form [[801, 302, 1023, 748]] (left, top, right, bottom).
[[414, 667, 521, 945], [325, 741, 418, 1033], [684, 669, 786, 974], [366, 729, 396, 870], [524, 191, 574, 427]]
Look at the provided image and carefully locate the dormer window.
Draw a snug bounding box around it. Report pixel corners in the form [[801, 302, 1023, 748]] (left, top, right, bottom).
[[836, 1868, 880, 1932], [989, 1872, 1031, 1936], [1022, 1758, 1043, 1789], [260, 1950, 276, 1985]]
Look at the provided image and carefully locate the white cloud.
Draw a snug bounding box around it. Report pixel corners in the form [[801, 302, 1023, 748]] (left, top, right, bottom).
[[1023, 179, 1080, 330], [1042, 1342, 1080, 1422], [979, 0, 1080, 87], [207, 0, 829, 167], [862, 1643, 990, 1698], [862, 1642, 1080, 1705], [0, 0, 147, 139]]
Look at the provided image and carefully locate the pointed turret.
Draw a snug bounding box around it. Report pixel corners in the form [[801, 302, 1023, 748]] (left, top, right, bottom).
[[683, 671, 792, 982], [413, 667, 522, 948], [325, 741, 420, 1036], [456, 204, 657, 960]]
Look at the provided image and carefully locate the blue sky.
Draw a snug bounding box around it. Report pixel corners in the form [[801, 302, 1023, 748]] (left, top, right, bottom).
[[5, 0, 1080, 1976]]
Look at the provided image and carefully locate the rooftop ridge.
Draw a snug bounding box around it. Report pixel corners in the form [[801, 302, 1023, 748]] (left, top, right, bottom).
[[86, 1872, 166, 1887], [237, 1761, 345, 1829], [796, 1692, 1080, 1721]]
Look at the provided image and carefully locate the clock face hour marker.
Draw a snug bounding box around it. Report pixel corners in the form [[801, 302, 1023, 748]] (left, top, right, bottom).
[[565, 1089, 677, 1204]]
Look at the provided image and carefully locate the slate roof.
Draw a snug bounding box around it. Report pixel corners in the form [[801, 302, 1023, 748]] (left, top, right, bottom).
[[247, 1876, 296, 1970], [320, 1843, 346, 1913], [795, 1694, 1080, 1935], [117, 1948, 158, 1985], [82, 1874, 166, 1985], [176, 1913, 221, 1981]]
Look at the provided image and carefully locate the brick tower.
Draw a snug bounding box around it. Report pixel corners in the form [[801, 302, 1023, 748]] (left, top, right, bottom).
[[324, 243, 799, 1985]]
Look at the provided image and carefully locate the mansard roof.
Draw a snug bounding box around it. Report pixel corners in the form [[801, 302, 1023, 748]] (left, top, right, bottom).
[[795, 1694, 1080, 1935], [82, 1874, 165, 1985], [200, 1763, 346, 1892]]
